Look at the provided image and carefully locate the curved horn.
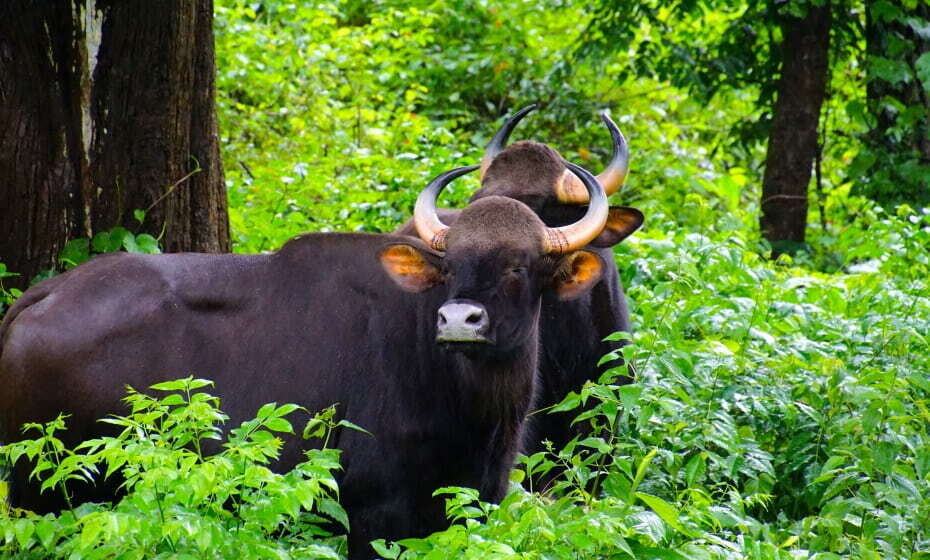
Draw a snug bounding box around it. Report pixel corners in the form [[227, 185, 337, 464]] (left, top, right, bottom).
[[480, 104, 537, 179], [414, 165, 480, 251], [544, 162, 609, 254], [554, 111, 630, 203]]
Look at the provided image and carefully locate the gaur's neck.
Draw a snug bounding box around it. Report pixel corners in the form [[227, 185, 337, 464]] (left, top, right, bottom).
[[453, 305, 540, 445]]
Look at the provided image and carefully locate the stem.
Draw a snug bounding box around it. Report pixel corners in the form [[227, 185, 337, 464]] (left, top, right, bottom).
[[47, 440, 75, 517], [186, 386, 204, 461], [144, 157, 203, 213], [153, 483, 177, 552]]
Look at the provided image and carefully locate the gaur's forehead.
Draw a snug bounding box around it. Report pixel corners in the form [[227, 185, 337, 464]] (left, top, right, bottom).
[[487, 141, 563, 175], [476, 141, 565, 203], [446, 196, 545, 254]]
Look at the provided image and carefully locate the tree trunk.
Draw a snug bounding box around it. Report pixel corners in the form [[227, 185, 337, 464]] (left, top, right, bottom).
[[759, 2, 832, 253], [0, 2, 87, 289], [0, 0, 229, 291]]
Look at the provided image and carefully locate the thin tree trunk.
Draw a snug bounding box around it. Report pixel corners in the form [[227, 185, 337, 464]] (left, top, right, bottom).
[[0, 0, 229, 290], [760, 2, 832, 252]]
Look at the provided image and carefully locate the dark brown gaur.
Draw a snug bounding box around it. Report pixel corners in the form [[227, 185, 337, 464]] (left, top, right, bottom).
[[395, 107, 644, 486], [1, 160, 611, 560], [479, 104, 630, 203]]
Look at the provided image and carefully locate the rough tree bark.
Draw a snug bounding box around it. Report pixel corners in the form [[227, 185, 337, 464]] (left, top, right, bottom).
[[759, 2, 832, 252], [0, 0, 229, 290]]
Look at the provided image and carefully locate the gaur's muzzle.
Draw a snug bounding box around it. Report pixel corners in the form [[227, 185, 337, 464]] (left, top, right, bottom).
[[436, 300, 490, 343]]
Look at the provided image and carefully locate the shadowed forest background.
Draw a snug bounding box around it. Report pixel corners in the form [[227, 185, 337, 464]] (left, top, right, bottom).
[[1, 0, 929, 558]]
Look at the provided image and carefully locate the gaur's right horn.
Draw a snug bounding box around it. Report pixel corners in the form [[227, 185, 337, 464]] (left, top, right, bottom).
[[554, 111, 630, 203], [414, 165, 480, 252], [480, 104, 537, 180], [543, 161, 609, 254]]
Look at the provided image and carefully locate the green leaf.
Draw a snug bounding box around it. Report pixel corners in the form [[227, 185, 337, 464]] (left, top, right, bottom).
[[79, 517, 102, 549], [13, 518, 34, 549], [550, 391, 581, 413], [618, 384, 643, 411], [134, 234, 160, 254], [150, 379, 186, 391], [35, 518, 55, 550], [264, 417, 294, 433], [273, 403, 301, 417], [371, 539, 401, 558], [92, 232, 117, 253], [122, 234, 139, 253], [335, 419, 372, 436], [604, 331, 632, 342], [303, 417, 325, 440], [630, 447, 658, 499], [257, 402, 278, 419], [870, 56, 912, 85], [186, 378, 214, 390], [636, 492, 697, 537], [59, 238, 91, 269], [684, 452, 706, 487], [319, 497, 349, 529]]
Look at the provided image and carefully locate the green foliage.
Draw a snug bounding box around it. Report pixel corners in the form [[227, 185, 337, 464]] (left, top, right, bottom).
[[3, 1, 930, 558], [0, 263, 21, 317], [20, 226, 163, 289], [852, 2, 930, 207], [214, 0, 593, 252], [59, 227, 161, 270], [0, 378, 348, 558], [377, 207, 930, 559]]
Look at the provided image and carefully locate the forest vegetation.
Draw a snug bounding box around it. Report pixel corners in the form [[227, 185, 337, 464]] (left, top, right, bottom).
[[1, 0, 929, 558]]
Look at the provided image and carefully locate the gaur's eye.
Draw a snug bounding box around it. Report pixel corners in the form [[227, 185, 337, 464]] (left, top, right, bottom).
[[505, 267, 527, 277]]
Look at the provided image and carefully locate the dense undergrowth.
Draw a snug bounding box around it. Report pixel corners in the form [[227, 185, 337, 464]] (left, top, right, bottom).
[[3, 0, 930, 558]]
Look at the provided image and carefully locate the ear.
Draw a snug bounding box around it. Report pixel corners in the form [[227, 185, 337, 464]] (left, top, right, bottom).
[[588, 206, 644, 248], [380, 243, 444, 293], [553, 250, 605, 301]]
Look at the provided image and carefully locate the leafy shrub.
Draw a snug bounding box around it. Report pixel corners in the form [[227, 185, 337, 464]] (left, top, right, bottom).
[[0, 378, 348, 558], [0, 263, 20, 317], [373, 218, 930, 559]]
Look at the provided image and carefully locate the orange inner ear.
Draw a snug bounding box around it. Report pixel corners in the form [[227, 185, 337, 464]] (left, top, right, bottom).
[[382, 245, 426, 275], [556, 251, 604, 301], [381, 244, 442, 293], [569, 252, 601, 283], [606, 207, 640, 233], [590, 206, 644, 248]]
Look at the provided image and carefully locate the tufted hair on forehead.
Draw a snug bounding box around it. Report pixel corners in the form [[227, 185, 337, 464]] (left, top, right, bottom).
[[446, 196, 546, 252], [474, 141, 565, 208]]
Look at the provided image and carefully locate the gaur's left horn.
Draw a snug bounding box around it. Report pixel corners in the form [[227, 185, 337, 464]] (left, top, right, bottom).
[[555, 111, 630, 203], [414, 165, 480, 251], [480, 104, 537, 180], [544, 162, 608, 254]]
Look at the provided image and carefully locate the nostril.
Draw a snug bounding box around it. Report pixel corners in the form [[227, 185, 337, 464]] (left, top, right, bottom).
[[437, 311, 448, 326], [465, 311, 483, 325]]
